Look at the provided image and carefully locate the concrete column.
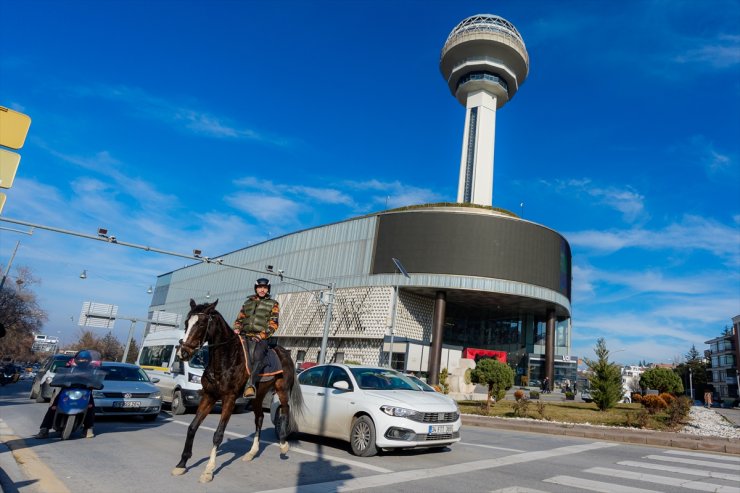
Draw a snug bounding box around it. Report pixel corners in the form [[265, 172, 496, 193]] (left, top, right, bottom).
[[428, 291, 446, 385], [457, 90, 497, 206], [545, 309, 556, 385]]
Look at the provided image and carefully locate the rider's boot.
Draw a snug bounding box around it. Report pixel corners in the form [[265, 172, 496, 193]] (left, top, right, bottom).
[[243, 374, 256, 398], [85, 427, 94, 438]]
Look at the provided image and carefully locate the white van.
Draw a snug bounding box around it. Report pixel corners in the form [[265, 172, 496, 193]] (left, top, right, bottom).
[[136, 328, 248, 414]]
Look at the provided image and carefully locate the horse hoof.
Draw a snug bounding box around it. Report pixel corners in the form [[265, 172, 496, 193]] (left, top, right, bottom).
[[171, 467, 186, 476], [242, 453, 255, 462], [199, 473, 213, 483], [280, 442, 289, 454]]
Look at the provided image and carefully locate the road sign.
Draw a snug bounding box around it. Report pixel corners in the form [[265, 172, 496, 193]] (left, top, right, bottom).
[[0, 107, 32, 150], [0, 148, 21, 189], [79, 301, 119, 329]]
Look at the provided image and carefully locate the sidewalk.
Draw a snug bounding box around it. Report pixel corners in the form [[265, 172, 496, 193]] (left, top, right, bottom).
[[461, 414, 740, 455], [713, 407, 740, 428]]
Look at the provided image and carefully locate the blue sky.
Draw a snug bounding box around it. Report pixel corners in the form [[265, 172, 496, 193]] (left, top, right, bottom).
[[1, 0, 738, 365]]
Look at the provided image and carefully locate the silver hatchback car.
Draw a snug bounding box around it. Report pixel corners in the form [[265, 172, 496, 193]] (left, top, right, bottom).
[[92, 362, 162, 420]]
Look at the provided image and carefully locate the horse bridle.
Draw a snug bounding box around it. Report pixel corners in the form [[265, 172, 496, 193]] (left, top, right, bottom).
[[179, 312, 232, 355]]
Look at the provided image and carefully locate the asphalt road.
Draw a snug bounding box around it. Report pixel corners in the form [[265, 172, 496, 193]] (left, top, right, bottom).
[[2, 379, 739, 493]]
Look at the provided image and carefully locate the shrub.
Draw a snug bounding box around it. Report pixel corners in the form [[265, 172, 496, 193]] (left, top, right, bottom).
[[529, 390, 540, 399], [439, 368, 450, 394], [641, 394, 667, 414], [535, 401, 550, 421], [514, 389, 525, 401], [639, 367, 684, 394], [512, 397, 530, 417], [565, 391, 575, 399], [470, 358, 514, 412], [659, 393, 676, 406], [464, 368, 472, 385], [631, 393, 642, 403], [666, 396, 691, 427]]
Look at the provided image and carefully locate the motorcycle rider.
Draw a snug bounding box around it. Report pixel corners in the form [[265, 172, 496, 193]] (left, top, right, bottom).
[[233, 278, 279, 397], [34, 350, 100, 439]]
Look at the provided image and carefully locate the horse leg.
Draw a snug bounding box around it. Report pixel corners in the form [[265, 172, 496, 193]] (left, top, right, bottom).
[[276, 379, 291, 454], [172, 394, 217, 476], [199, 394, 236, 483], [243, 383, 267, 461]]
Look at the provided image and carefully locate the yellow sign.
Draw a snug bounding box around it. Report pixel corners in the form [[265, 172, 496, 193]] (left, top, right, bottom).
[[0, 148, 21, 189], [0, 193, 5, 214], [0, 106, 32, 150]]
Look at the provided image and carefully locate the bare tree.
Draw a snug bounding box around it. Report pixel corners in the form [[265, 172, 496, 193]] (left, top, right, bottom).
[[0, 266, 47, 361]]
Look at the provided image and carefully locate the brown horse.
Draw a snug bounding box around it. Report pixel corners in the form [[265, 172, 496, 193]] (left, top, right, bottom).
[[171, 299, 303, 483]]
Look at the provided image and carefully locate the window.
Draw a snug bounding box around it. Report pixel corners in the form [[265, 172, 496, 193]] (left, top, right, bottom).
[[296, 350, 306, 363], [139, 345, 174, 367], [298, 366, 325, 387], [326, 366, 352, 390], [334, 352, 344, 364]]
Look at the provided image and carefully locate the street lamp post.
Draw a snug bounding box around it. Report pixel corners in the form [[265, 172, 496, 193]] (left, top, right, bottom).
[[387, 258, 411, 369], [689, 368, 694, 400]]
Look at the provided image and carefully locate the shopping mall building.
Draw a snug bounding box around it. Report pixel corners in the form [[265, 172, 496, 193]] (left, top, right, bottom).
[[147, 204, 576, 387]]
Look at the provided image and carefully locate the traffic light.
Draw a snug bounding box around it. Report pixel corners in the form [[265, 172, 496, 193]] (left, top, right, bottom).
[[0, 106, 32, 214]]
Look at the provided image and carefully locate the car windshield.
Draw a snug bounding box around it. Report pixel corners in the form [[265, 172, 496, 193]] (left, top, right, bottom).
[[103, 366, 150, 382], [50, 358, 73, 372], [407, 375, 437, 392], [189, 347, 208, 369], [350, 368, 420, 391]]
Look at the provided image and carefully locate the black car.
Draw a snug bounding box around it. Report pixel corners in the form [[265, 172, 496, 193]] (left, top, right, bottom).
[[29, 354, 74, 402]]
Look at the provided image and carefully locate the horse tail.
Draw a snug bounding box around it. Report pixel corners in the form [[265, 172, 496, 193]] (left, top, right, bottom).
[[275, 345, 304, 433]]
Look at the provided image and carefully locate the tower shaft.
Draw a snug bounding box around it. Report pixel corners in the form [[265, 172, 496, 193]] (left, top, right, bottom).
[[457, 90, 497, 206]]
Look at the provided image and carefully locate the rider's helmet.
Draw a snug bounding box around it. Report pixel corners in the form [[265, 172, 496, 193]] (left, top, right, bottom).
[[254, 278, 271, 293], [73, 350, 93, 369]]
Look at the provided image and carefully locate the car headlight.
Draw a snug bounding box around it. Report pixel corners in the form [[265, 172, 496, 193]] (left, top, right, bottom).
[[149, 391, 162, 400], [92, 390, 105, 399], [380, 405, 420, 419], [188, 373, 201, 384]]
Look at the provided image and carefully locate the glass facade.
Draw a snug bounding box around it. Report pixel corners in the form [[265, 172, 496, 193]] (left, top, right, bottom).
[[441, 302, 574, 385]]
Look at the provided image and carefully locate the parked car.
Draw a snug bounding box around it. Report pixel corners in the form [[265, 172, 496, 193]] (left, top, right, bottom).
[[580, 389, 593, 403], [271, 364, 461, 457], [29, 354, 74, 402], [92, 362, 162, 420], [406, 374, 438, 392]]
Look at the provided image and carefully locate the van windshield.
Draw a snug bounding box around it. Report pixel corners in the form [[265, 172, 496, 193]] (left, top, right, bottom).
[[189, 347, 208, 369]]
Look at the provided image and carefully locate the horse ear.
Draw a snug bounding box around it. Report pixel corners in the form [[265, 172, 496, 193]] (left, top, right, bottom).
[[190, 299, 196, 309], [212, 299, 218, 308]]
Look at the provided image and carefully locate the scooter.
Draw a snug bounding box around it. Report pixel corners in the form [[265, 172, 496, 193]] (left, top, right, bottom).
[[0, 366, 19, 386], [49, 367, 105, 440]]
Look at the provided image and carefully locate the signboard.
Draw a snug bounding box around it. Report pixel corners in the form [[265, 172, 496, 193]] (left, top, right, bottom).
[[79, 301, 118, 329], [147, 310, 182, 332]]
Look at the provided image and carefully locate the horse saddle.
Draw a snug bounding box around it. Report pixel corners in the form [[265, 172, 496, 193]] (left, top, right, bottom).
[[253, 347, 283, 383]]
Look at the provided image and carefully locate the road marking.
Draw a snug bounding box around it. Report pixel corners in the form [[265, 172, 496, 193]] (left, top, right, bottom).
[[461, 442, 525, 453], [585, 466, 740, 493], [645, 454, 740, 470], [254, 441, 618, 493], [617, 460, 740, 481], [664, 449, 740, 462], [544, 475, 662, 493], [0, 420, 71, 493], [491, 487, 549, 493], [168, 418, 393, 473]]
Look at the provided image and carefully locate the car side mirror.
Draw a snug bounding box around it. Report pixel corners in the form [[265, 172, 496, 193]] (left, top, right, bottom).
[[150, 377, 160, 383], [332, 380, 350, 391]]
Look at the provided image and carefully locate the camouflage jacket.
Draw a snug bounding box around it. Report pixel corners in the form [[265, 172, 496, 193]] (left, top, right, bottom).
[[233, 295, 279, 339]]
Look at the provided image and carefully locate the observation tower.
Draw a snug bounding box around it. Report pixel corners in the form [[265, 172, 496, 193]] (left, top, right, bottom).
[[440, 14, 529, 206]]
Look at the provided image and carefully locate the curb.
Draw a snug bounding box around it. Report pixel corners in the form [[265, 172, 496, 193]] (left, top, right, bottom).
[[461, 415, 740, 455]]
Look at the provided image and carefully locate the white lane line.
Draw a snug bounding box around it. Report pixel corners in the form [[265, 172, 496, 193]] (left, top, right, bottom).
[[617, 460, 740, 482], [255, 441, 619, 493], [168, 418, 393, 473], [586, 466, 740, 493], [544, 475, 662, 493], [491, 487, 550, 493], [664, 449, 740, 462], [645, 454, 740, 471], [461, 441, 525, 453]]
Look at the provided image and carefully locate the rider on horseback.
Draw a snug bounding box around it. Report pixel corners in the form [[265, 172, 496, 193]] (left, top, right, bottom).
[[233, 278, 279, 398]]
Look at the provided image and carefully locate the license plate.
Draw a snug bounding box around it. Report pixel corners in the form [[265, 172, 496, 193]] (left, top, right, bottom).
[[428, 425, 452, 435], [113, 401, 140, 408]]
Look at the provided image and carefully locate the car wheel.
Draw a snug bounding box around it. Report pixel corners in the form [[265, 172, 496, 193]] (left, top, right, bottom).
[[29, 384, 39, 400], [171, 390, 187, 415], [36, 385, 47, 403], [350, 416, 378, 457]]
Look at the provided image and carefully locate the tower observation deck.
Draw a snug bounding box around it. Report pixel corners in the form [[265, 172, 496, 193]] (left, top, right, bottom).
[[440, 14, 529, 206]]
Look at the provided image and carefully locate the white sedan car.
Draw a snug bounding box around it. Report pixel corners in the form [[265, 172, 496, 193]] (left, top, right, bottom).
[[271, 364, 461, 456]]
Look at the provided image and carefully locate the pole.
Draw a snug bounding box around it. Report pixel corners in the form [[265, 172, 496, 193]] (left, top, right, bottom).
[[318, 283, 335, 364], [121, 320, 137, 363], [388, 284, 399, 368], [689, 368, 694, 400], [0, 241, 20, 290]]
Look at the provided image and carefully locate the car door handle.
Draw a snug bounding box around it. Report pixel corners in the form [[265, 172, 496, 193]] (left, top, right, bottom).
[[317, 392, 325, 396]]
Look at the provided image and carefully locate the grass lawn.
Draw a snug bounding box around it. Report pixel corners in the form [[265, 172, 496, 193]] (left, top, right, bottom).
[[457, 400, 687, 432]]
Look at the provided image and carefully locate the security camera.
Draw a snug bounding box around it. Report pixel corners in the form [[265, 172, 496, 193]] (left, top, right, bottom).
[[109, 236, 117, 243], [278, 269, 284, 274]]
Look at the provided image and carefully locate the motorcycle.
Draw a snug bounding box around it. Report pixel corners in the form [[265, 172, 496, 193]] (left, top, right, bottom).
[[49, 367, 105, 440], [0, 365, 20, 386]]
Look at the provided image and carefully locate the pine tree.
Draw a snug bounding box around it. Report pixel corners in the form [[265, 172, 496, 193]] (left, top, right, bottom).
[[685, 344, 701, 362], [584, 338, 623, 411]]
